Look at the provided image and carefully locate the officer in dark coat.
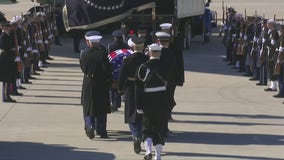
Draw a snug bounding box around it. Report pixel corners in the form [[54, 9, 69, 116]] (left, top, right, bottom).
[[159, 23, 185, 119], [80, 31, 112, 139], [0, 20, 17, 103], [136, 43, 170, 160], [155, 31, 176, 137], [118, 36, 148, 154], [108, 29, 128, 112]]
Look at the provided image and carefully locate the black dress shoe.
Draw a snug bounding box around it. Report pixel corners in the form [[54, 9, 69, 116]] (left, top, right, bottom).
[[133, 137, 142, 154], [41, 65, 48, 68], [43, 61, 50, 64], [29, 76, 36, 80], [23, 81, 32, 84], [273, 94, 284, 98], [85, 128, 95, 140], [143, 153, 152, 160], [46, 56, 54, 60], [256, 83, 267, 86], [3, 98, 16, 103], [11, 92, 23, 96], [37, 68, 44, 72], [32, 72, 40, 75], [18, 85, 26, 89], [264, 88, 277, 92], [100, 134, 109, 139]]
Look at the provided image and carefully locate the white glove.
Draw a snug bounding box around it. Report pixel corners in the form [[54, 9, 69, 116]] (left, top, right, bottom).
[[137, 109, 144, 114]]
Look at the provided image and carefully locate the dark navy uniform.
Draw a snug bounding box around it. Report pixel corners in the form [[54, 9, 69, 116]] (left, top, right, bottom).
[[136, 45, 170, 159], [80, 32, 112, 139], [0, 20, 17, 102], [265, 20, 279, 91], [118, 37, 148, 154], [109, 29, 128, 112], [258, 19, 269, 86]]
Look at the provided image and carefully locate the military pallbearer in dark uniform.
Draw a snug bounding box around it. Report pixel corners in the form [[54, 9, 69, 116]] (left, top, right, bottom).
[[108, 29, 128, 112], [0, 20, 17, 103], [136, 44, 170, 160], [118, 36, 148, 154], [80, 31, 112, 139]]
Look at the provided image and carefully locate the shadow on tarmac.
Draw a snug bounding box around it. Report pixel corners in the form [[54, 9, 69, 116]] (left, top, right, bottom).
[[171, 119, 283, 126], [166, 131, 284, 145], [0, 141, 115, 160], [18, 101, 81, 106], [23, 95, 81, 99], [172, 112, 284, 119], [164, 151, 284, 160]]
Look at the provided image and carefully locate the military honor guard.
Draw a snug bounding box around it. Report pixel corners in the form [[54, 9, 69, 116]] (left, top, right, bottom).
[[0, 19, 17, 102], [257, 19, 269, 86], [136, 43, 170, 160], [108, 29, 128, 112], [118, 36, 149, 154], [264, 19, 279, 92], [80, 31, 112, 139], [274, 24, 284, 98]]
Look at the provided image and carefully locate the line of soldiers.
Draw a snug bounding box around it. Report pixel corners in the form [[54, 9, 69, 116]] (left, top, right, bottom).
[[222, 7, 284, 104], [79, 23, 184, 160], [0, 7, 58, 103]]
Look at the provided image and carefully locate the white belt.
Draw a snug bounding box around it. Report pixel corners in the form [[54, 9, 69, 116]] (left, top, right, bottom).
[[144, 86, 166, 92]]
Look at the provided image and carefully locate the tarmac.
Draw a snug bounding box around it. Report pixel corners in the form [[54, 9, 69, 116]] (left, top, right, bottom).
[[0, 1, 284, 160]]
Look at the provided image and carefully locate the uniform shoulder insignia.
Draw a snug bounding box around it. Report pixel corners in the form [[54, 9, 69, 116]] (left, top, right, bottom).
[[137, 64, 150, 82]]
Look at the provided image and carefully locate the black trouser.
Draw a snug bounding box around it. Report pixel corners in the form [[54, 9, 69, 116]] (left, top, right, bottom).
[[142, 110, 168, 145]]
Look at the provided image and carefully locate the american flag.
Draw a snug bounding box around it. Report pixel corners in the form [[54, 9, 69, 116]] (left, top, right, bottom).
[[108, 49, 133, 80]]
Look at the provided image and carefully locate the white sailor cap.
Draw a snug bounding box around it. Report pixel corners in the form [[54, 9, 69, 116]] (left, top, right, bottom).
[[160, 23, 172, 30], [85, 35, 102, 42], [127, 37, 135, 48], [10, 15, 21, 24], [36, 12, 45, 16], [149, 43, 162, 51], [155, 31, 171, 39], [267, 19, 275, 24]]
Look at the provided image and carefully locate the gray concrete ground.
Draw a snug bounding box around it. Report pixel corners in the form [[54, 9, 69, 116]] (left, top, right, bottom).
[[1, 1, 284, 160]]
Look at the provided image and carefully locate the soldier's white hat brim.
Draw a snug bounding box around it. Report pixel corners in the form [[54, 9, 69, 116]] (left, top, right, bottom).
[[267, 19, 275, 24], [160, 23, 172, 30], [149, 43, 162, 51], [155, 31, 171, 39], [86, 35, 102, 42], [127, 38, 135, 48]]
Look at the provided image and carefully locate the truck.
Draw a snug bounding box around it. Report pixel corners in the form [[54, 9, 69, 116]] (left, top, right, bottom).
[[124, 0, 215, 48]]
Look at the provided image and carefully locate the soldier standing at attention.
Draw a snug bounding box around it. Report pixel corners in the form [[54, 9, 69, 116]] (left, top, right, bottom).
[[80, 31, 112, 139], [264, 19, 279, 92], [118, 36, 148, 154], [274, 25, 284, 98], [136, 43, 170, 160], [0, 20, 17, 103]]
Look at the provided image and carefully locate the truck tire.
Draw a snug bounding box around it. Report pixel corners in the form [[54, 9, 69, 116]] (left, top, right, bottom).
[[185, 22, 191, 49]]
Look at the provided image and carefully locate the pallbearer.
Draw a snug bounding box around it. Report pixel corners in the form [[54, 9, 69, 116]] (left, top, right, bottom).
[[136, 43, 170, 160], [118, 36, 148, 154], [80, 31, 112, 139]]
